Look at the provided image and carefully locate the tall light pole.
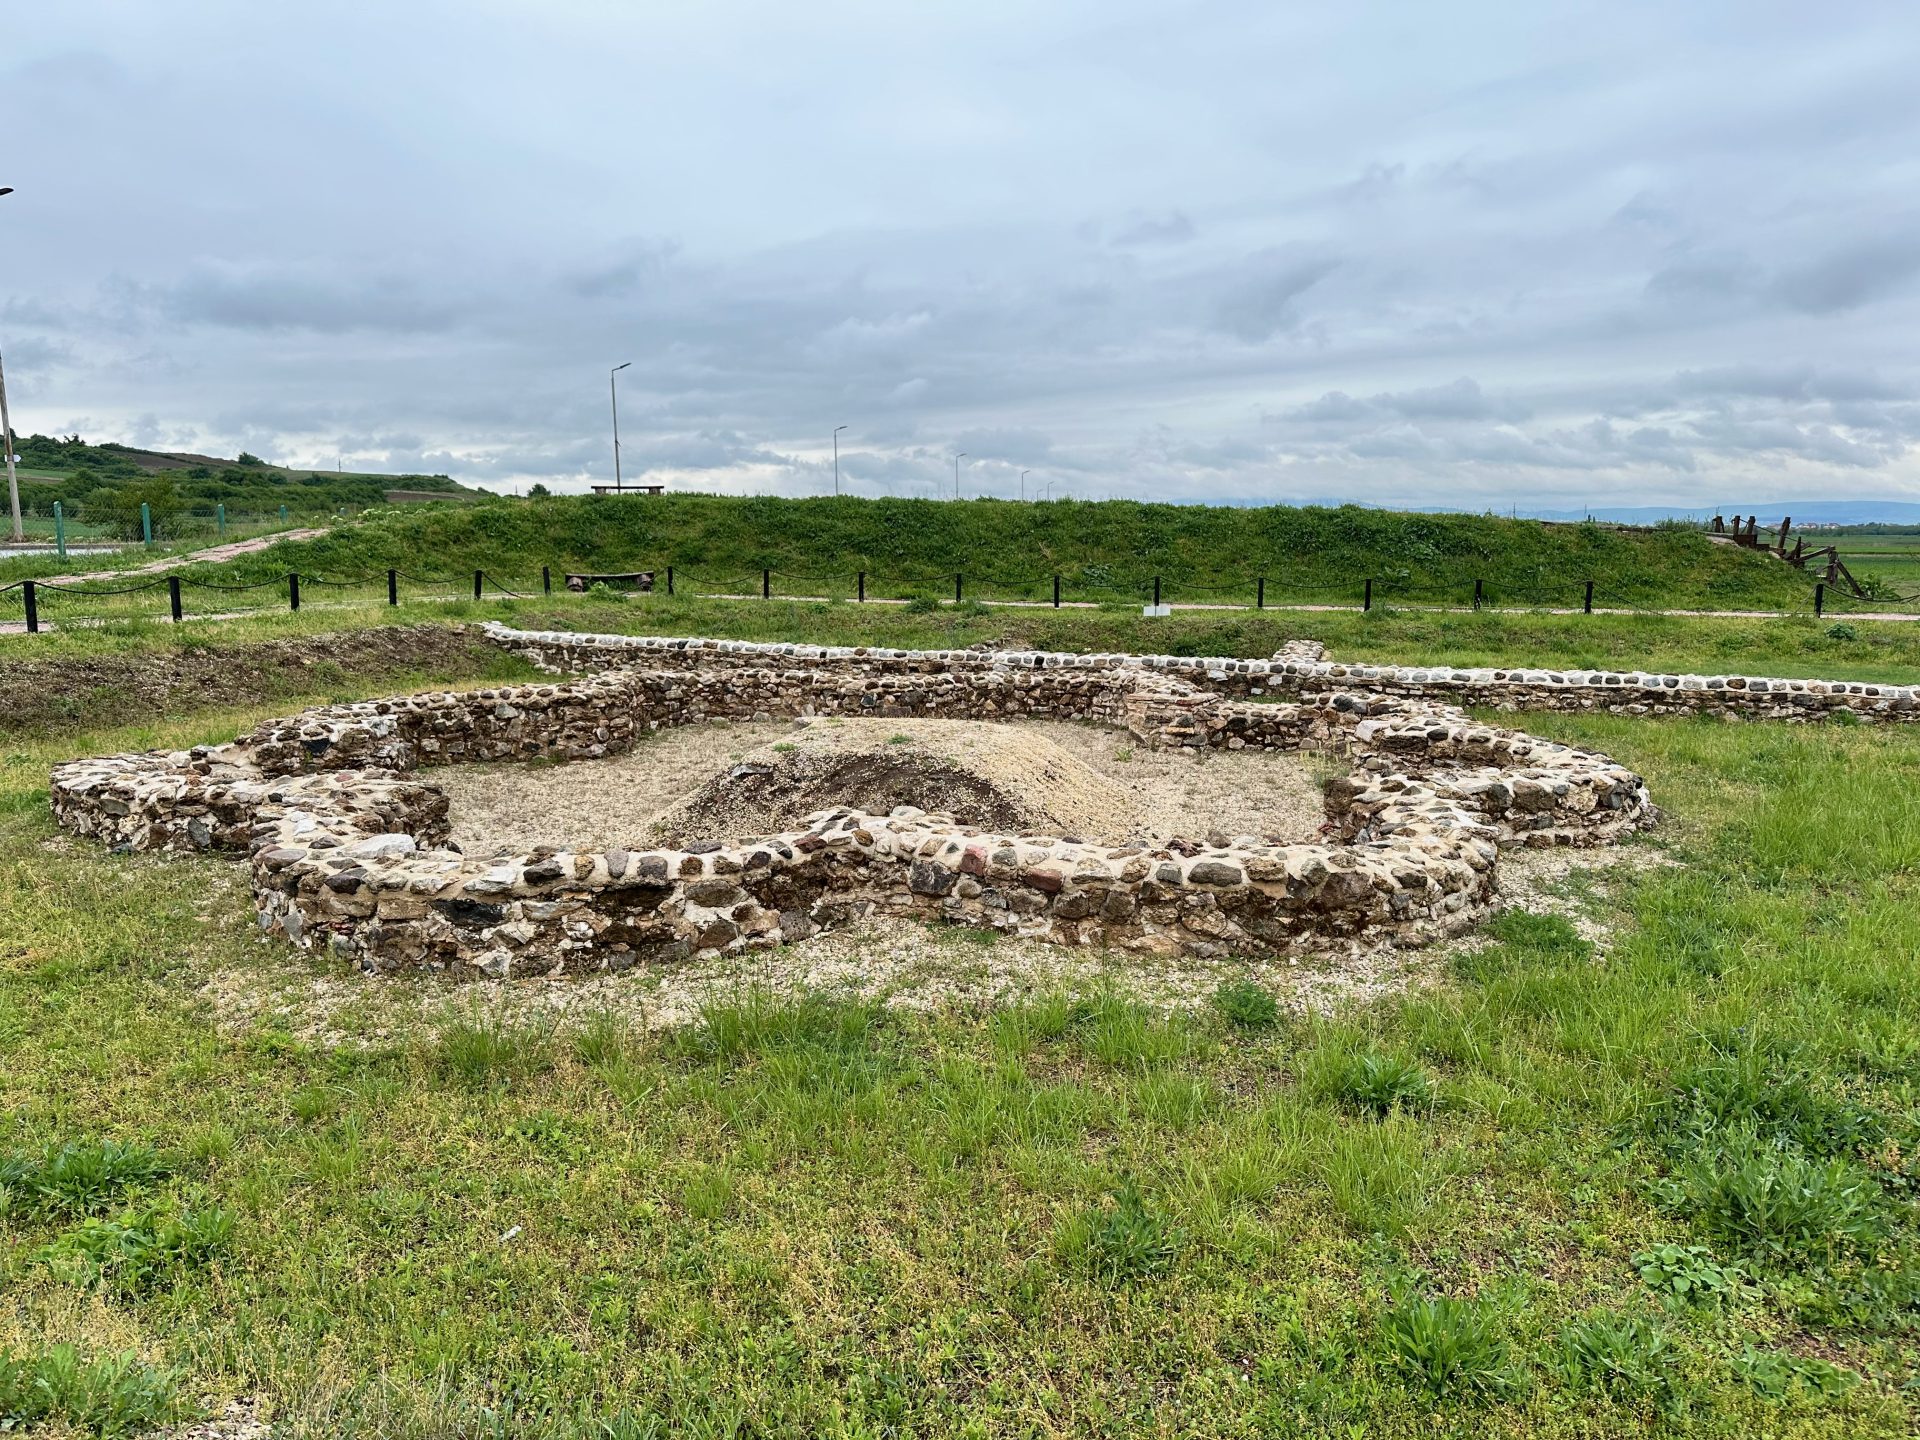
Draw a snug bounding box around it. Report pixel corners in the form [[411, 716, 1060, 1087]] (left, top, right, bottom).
[[1046, 478, 1057, 501], [1, 186, 17, 543], [954, 452, 966, 500], [1020, 469, 1029, 503], [609, 362, 631, 492], [833, 425, 847, 495]]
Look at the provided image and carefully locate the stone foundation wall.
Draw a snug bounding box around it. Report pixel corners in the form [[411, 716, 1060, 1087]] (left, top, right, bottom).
[[50, 638, 1656, 980], [485, 624, 1920, 724]]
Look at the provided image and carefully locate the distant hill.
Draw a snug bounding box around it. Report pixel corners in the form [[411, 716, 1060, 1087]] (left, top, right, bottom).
[[6, 434, 487, 538], [205, 491, 1818, 611]]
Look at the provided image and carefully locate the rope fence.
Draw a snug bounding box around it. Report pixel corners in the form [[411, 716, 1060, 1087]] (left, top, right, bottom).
[[0, 559, 1893, 635]]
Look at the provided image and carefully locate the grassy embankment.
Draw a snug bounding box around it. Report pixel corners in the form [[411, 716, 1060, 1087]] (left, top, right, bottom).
[[4, 633, 1920, 1433], [178, 493, 1818, 611]]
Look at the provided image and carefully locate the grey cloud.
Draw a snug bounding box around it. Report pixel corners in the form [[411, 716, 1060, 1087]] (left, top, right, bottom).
[[1212, 253, 1338, 343], [1110, 211, 1196, 247], [151, 265, 470, 335], [1770, 236, 1920, 315], [6, 3, 1920, 509]]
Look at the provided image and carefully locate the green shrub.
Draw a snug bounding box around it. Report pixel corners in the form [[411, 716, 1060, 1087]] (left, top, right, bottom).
[[1212, 979, 1280, 1031], [1307, 1047, 1434, 1115], [1824, 622, 1858, 641], [1555, 1311, 1680, 1413], [1729, 1345, 1859, 1400], [41, 1206, 234, 1293], [1377, 1295, 1520, 1401], [1630, 1243, 1755, 1308], [1054, 1181, 1183, 1285], [0, 1344, 184, 1436], [901, 595, 941, 614], [0, 1140, 170, 1217], [1644, 1052, 1886, 1161], [1670, 1139, 1887, 1266]]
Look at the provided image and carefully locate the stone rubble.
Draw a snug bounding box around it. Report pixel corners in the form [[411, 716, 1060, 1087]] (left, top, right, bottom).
[[489, 623, 1920, 724], [50, 630, 1657, 981]]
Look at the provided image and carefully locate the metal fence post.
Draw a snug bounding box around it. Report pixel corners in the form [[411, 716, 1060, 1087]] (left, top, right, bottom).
[[857, 570, 865, 602], [216, 503, 226, 537], [1815, 582, 1826, 617], [22, 580, 37, 633], [1052, 574, 1061, 608], [288, 573, 300, 611], [473, 570, 483, 600], [1583, 580, 1594, 614], [279, 504, 288, 524], [1152, 575, 1161, 607], [542, 565, 551, 595], [141, 502, 152, 548], [53, 502, 64, 561], [666, 566, 674, 596], [762, 568, 770, 600], [1256, 577, 1265, 610], [387, 569, 398, 605], [168, 576, 182, 622], [1472, 578, 1483, 611], [954, 572, 963, 604], [1363, 578, 1373, 612]]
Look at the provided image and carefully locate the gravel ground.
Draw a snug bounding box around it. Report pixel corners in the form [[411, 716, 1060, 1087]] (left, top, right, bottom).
[[436, 717, 1328, 856], [199, 843, 1672, 1048]]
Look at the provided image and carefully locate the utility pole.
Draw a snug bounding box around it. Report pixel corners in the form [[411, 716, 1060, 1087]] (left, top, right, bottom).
[[0, 188, 16, 543], [954, 452, 966, 500], [833, 425, 847, 494], [609, 362, 631, 491], [0, 348, 19, 542]]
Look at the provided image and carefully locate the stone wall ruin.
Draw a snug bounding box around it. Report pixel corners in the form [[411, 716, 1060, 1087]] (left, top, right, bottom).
[[49, 628, 1656, 980]]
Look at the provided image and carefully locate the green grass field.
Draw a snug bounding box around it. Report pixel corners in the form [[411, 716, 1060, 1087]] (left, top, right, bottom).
[[4, 608, 1920, 1435], [8, 592, 1920, 689], [162, 493, 1820, 614]]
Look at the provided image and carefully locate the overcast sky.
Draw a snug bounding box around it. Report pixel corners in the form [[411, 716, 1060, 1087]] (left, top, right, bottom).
[[7, 1, 1920, 507]]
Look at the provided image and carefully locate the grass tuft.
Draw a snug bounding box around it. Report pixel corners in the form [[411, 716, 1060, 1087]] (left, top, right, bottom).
[[0, 1140, 170, 1218], [0, 1344, 185, 1436], [433, 1016, 557, 1090], [1211, 978, 1280, 1031], [1053, 1180, 1184, 1285], [1376, 1294, 1521, 1401], [1304, 1046, 1435, 1115]]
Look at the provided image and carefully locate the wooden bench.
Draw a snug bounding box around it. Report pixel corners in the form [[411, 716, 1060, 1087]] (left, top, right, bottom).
[[564, 570, 655, 593]]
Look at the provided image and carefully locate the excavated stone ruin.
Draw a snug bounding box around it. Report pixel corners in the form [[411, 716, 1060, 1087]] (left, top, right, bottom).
[[49, 627, 1659, 980]]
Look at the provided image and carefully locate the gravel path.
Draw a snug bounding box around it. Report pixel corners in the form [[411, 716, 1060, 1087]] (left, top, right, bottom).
[[434, 717, 1327, 856], [27, 528, 329, 586]]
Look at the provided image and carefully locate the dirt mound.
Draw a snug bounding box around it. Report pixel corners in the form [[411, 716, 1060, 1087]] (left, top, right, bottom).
[[0, 623, 507, 736], [648, 719, 1136, 844]]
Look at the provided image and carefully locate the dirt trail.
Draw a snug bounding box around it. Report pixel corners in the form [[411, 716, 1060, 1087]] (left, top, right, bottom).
[[28, 529, 327, 586]]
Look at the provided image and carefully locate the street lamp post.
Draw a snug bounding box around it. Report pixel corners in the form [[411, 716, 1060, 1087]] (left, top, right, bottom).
[[833, 425, 847, 495], [1020, 469, 1029, 503], [609, 362, 631, 492], [1, 187, 17, 543], [954, 452, 966, 500], [1046, 478, 1057, 501]]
